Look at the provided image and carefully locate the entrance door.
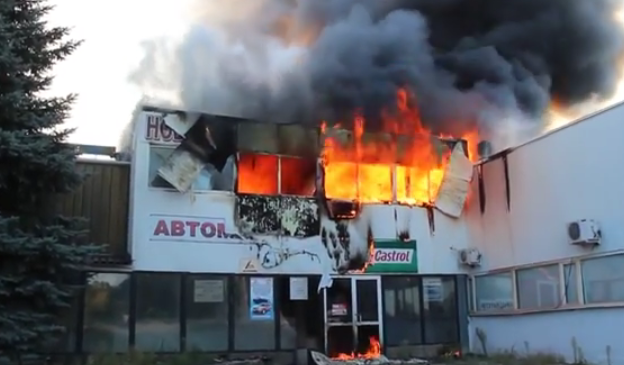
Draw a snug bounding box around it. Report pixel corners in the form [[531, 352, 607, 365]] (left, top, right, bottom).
[[323, 276, 383, 356]]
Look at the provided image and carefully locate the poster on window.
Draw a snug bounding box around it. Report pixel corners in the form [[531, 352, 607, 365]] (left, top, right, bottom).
[[249, 277, 274, 320], [194, 279, 224, 303], [423, 277, 443, 302], [289, 277, 308, 300]]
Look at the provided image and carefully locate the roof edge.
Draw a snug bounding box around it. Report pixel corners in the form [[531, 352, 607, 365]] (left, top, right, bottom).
[[476, 99, 624, 165]]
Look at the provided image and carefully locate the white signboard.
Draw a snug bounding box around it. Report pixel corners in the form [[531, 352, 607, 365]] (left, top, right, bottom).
[[193, 279, 224, 303], [289, 277, 308, 300]]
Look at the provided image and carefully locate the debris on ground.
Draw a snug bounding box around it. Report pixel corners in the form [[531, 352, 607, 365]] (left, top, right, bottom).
[[310, 351, 429, 365]]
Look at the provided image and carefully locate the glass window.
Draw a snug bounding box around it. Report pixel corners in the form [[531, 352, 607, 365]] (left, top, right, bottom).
[[148, 146, 235, 191], [382, 277, 422, 345], [83, 273, 131, 352], [233, 277, 276, 350], [135, 273, 181, 352], [467, 277, 475, 312], [423, 277, 458, 344], [516, 265, 561, 309], [582, 254, 624, 304], [278, 277, 298, 350], [563, 263, 578, 304], [474, 272, 514, 311], [185, 275, 229, 351]]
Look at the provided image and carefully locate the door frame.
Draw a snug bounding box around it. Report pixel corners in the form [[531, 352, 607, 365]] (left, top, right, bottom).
[[322, 275, 384, 354]]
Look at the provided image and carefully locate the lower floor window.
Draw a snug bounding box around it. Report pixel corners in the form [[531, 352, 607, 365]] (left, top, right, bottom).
[[233, 276, 276, 350]]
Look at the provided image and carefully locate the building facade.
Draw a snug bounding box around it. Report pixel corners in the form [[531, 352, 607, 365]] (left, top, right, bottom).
[[465, 103, 624, 365], [49, 108, 477, 362], [51, 103, 624, 365]]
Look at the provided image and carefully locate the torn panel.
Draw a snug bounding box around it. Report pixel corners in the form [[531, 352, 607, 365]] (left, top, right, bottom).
[[162, 111, 200, 136], [158, 113, 237, 192], [278, 124, 319, 157], [236, 194, 280, 235], [158, 149, 205, 193], [434, 143, 474, 218], [237, 121, 278, 154], [280, 196, 320, 237]]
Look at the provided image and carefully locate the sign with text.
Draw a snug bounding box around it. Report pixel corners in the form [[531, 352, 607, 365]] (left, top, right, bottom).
[[365, 239, 418, 273], [149, 214, 239, 243], [145, 114, 184, 143]]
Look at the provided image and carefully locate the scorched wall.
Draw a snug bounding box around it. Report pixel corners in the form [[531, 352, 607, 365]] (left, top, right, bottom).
[[464, 102, 624, 365], [128, 110, 472, 275]]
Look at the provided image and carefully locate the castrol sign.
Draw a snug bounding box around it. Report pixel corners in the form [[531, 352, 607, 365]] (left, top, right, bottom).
[[365, 239, 418, 273]]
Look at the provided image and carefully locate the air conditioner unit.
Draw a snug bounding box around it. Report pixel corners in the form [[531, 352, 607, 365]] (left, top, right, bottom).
[[458, 248, 482, 267], [567, 219, 601, 246]]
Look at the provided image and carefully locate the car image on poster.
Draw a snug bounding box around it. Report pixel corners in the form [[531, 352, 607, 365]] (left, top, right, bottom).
[[249, 277, 274, 320]]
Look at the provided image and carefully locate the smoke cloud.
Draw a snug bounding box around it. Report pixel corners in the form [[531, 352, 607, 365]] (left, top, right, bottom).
[[129, 0, 624, 144]]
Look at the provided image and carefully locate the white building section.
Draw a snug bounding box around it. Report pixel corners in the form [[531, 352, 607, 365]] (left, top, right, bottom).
[[128, 110, 473, 275], [465, 102, 624, 365]]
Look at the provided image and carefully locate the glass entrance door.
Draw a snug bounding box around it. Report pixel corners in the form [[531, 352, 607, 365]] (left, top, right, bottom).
[[323, 276, 383, 356]]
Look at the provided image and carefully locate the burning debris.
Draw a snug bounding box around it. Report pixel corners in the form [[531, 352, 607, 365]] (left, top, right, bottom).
[[311, 337, 429, 365]]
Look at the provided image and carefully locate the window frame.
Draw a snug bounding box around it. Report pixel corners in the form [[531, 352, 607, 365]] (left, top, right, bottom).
[[470, 251, 624, 316], [236, 152, 318, 197]]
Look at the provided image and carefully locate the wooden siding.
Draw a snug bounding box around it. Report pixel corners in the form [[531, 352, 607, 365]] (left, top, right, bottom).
[[50, 160, 131, 264]]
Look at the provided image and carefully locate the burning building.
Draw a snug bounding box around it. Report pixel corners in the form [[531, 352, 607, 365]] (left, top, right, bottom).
[[116, 99, 475, 359], [44, 0, 624, 363]]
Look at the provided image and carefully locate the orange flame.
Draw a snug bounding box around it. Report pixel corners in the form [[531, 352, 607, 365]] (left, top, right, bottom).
[[322, 88, 479, 205], [332, 337, 381, 360]]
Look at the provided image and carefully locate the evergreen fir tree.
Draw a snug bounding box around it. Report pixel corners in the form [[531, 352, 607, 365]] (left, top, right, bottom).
[[0, 0, 101, 360]]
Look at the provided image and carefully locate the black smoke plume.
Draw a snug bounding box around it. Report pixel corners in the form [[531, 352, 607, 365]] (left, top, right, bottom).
[[130, 0, 624, 142]]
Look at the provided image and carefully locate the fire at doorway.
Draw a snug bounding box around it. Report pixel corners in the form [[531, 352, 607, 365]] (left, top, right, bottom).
[[323, 276, 383, 359]]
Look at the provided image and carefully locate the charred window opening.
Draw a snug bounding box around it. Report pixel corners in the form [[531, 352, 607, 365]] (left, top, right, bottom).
[[236, 153, 317, 197], [321, 125, 468, 206], [237, 153, 279, 195], [279, 156, 317, 196]]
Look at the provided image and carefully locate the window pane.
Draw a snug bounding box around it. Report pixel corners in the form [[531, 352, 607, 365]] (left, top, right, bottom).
[[83, 273, 131, 352], [234, 277, 276, 350], [278, 277, 299, 350], [237, 153, 279, 195], [135, 273, 181, 352], [280, 156, 316, 196], [516, 265, 561, 309], [563, 264, 578, 304], [382, 277, 422, 345], [186, 275, 228, 351], [475, 272, 514, 311], [467, 277, 475, 312], [423, 277, 458, 344], [582, 254, 624, 304]]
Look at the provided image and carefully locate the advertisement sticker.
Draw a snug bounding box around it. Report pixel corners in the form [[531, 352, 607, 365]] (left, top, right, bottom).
[[249, 277, 274, 320]]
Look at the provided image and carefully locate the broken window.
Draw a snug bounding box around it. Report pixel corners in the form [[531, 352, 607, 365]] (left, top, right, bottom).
[[148, 146, 235, 192], [148, 113, 238, 193], [237, 153, 279, 195], [236, 153, 317, 197], [321, 128, 394, 203]]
